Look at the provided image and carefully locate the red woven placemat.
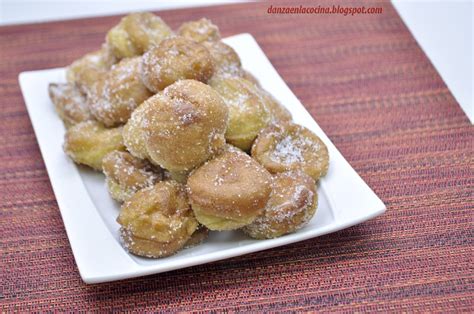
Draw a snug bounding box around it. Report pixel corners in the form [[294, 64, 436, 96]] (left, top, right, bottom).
[[1, 0, 473, 311]]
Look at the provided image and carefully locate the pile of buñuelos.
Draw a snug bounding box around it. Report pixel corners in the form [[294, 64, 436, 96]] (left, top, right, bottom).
[[49, 13, 329, 258]]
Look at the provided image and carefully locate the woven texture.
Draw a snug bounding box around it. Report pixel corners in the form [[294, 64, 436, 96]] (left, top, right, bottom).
[[1, 0, 473, 311]]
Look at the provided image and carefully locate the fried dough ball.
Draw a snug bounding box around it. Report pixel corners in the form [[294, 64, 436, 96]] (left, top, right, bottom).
[[117, 181, 199, 258], [178, 18, 220, 43], [213, 76, 289, 123], [140, 37, 214, 92], [203, 41, 241, 76], [251, 122, 329, 180], [122, 100, 152, 159], [260, 90, 292, 123], [106, 12, 173, 59], [88, 57, 153, 127], [63, 121, 125, 170], [210, 77, 272, 151], [203, 41, 260, 86], [242, 171, 317, 239], [124, 80, 229, 172], [102, 151, 163, 202], [187, 149, 272, 231], [48, 83, 92, 127], [240, 70, 260, 86], [66, 45, 116, 94]]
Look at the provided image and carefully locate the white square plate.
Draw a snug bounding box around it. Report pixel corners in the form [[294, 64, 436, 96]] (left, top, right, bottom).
[[19, 33, 386, 284]]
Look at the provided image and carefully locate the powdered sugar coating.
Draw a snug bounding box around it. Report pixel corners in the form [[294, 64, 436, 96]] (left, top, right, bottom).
[[204, 41, 242, 77], [210, 76, 273, 151], [66, 45, 117, 95], [63, 121, 125, 170], [251, 122, 329, 180], [271, 135, 304, 165], [203, 40, 263, 87], [242, 170, 317, 239], [88, 57, 153, 127], [117, 181, 198, 258], [48, 83, 92, 127], [140, 37, 214, 93], [178, 18, 221, 43], [123, 100, 154, 159], [187, 148, 272, 230], [124, 80, 228, 172], [106, 12, 173, 59], [102, 150, 164, 202]]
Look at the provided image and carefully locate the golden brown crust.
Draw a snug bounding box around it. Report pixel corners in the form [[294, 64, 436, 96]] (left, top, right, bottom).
[[251, 122, 329, 180], [66, 45, 117, 95], [102, 151, 163, 202], [117, 181, 198, 258], [209, 76, 272, 151], [239, 69, 260, 86], [63, 121, 125, 170], [187, 149, 272, 230], [203, 41, 241, 77], [48, 83, 92, 127], [242, 171, 318, 239], [122, 100, 154, 159], [124, 80, 229, 172], [141, 37, 214, 93], [88, 57, 153, 127], [178, 18, 220, 43], [203, 41, 262, 87], [119, 228, 190, 258], [260, 90, 292, 123], [106, 12, 173, 59]]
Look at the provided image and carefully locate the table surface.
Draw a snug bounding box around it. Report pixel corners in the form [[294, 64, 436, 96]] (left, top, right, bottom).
[[392, 0, 473, 123], [3, 0, 472, 124], [1, 0, 473, 311]]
